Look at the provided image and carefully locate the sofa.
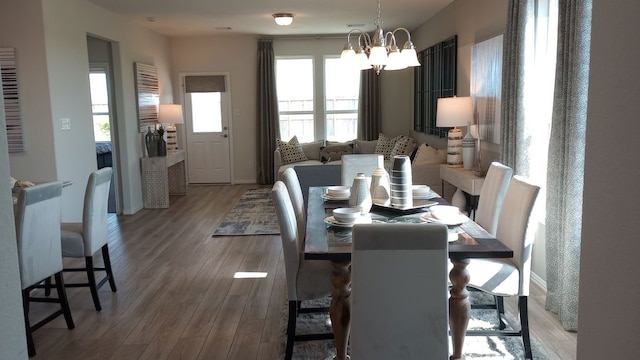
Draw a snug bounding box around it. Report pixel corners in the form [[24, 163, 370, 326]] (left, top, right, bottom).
[[274, 133, 455, 200]]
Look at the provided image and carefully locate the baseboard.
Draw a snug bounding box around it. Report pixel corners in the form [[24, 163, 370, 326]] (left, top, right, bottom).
[[530, 272, 547, 293]]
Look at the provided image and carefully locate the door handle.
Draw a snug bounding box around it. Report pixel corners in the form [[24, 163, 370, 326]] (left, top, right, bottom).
[[222, 134, 228, 138]]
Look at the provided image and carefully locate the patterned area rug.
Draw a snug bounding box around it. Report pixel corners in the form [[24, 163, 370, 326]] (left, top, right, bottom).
[[278, 292, 558, 359], [212, 188, 279, 236]]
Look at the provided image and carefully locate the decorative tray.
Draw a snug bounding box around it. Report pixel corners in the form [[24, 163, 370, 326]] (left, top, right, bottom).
[[371, 199, 439, 214]]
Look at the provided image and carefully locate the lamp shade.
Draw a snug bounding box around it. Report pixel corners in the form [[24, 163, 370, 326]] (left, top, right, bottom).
[[436, 97, 473, 128], [273, 13, 294, 26], [158, 104, 184, 124]]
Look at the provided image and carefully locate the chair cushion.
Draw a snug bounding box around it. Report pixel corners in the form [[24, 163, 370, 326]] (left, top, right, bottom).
[[466, 258, 521, 296], [61, 223, 86, 257], [277, 136, 308, 164]]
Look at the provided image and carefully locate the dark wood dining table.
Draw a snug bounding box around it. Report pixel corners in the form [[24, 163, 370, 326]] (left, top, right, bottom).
[[304, 186, 514, 360]]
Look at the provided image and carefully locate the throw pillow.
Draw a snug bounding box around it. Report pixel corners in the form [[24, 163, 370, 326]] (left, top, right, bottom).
[[412, 144, 447, 164], [354, 139, 378, 154], [374, 133, 396, 160], [301, 140, 324, 161], [389, 135, 417, 158], [277, 136, 308, 164], [320, 144, 354, 162]]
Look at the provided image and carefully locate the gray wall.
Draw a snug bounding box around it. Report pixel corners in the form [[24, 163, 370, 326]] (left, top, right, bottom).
[[577, 0, 640, 357]]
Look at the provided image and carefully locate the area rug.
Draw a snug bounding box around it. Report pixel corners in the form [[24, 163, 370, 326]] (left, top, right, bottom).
[[278, 292, 557, 359], [212, 188, 280, 236]]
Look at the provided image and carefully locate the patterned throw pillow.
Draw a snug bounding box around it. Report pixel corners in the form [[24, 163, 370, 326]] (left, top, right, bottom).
[[320, 144, 354, 162], [374, 133, 397, 160], [277, 136, 308, 164], [389, 135, 417, 158]]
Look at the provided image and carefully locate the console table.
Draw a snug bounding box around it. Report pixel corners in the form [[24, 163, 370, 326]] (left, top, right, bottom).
[[440, 165, 485, 217], [141, 150, 187, 208]]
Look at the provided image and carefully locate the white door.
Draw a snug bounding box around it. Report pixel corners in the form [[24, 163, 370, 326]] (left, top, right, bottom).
[[183, 76, 232, 183]]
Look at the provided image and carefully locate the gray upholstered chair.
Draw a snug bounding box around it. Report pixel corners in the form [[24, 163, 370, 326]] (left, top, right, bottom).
[[282, 167, 306, 243], [350, 223, 450, 359], [293, 164, 341, 207], [474, 162, 513, 235], [465, 175, 540, 359], [15, 181, 75, 357], [60, 167, 116, 311], [340, 154, 384, 186], [271, 181, 334, 360]]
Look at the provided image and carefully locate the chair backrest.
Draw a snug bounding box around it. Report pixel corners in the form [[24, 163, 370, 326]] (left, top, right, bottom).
[[294, 164, 341, 206], [82, 167, 113, 256], [282, 168, 306, 242], [341, 154, 384, 186], [496, 175, 540, 296], [350, 223, 450, 359], [475, 162, 513, 235], [14, 181, 64, 289], [271, 181, 301, 301]]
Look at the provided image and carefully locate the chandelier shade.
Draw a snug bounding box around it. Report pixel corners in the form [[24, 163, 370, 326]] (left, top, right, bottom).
[[340, 0, 420, 74]]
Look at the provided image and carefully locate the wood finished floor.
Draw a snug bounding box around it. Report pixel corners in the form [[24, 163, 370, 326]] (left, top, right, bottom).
[[29, 184, 577, 359]]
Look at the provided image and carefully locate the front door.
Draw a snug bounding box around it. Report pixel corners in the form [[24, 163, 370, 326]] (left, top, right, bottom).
[[182, 74, 232, 184]]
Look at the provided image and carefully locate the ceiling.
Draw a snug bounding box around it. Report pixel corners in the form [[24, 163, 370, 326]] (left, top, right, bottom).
[[86, 0, 453, 38]]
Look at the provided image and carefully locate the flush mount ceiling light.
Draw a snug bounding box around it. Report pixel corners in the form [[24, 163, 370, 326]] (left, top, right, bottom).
[[273, 13, 294, 26], [340, 0, 420, 75]]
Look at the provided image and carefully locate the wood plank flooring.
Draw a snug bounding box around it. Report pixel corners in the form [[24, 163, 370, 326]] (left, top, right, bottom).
[[29, 184, 576, 359]]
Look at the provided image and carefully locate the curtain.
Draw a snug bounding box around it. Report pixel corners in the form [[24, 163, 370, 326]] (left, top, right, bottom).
[[357, 69, 381, 141], [257, 39, 280, 185], [545, 0, 592, 331]]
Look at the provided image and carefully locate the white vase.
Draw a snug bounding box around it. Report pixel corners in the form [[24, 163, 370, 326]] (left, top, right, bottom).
[[462, 130, 476, 170], [370, 167, 390, 205], [350, 173, 373, 214]]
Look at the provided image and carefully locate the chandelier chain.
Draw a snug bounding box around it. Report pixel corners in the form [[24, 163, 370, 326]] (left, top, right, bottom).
[[375, 0, 382, 26]]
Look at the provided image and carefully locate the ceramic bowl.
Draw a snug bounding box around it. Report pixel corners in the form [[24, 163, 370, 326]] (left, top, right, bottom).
[[327, 186, 351, 197], [412, 185, 431, 195], [332, 207, 361, 223], [429, 205, 460, 220]]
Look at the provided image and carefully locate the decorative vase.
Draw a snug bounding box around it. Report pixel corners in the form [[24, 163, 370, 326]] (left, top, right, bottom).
[[472, 137, 484, 176], [370, 167, 390, 205], [157, 124, 167, 156], [349, 172, 373, 214], [145, 126, 158, 157], [462, 128, 476, 170]]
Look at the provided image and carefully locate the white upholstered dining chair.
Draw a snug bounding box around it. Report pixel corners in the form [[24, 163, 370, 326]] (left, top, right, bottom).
[[271, 181, 334, 360], [340, 154, 384, 186], [465, 175, 540, 359], [350, 223, 450, 359], [282, 167, 306, 243], [474, 162, 513, 235], [60, 167, 116, 311], [15, 181, 75, 357]]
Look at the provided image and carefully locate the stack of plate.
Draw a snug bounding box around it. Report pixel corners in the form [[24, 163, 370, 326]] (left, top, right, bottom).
[[323, 186, 351, 200], [390, 155, 413, 208], [412, 185, 432, 199]]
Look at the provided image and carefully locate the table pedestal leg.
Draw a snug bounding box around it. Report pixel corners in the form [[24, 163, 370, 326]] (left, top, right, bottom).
[[329, 261, 351, 360], [449, 258, 470, 360]]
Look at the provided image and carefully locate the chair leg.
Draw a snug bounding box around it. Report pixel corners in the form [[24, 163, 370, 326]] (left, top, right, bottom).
[[85, 256, 102, 311], [22, 289, 36, 357], [44, 276, 52, 296], [55, 272, 75, 329], [519, 296, 532, 359], [495, 295, 506, 330], [285, 300, 297, 360], [102, 244, 117, 292]]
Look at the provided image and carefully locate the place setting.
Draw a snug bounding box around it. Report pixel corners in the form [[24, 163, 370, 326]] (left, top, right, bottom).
[[321, 185, 351, 201], [324, 207, 372, 228]]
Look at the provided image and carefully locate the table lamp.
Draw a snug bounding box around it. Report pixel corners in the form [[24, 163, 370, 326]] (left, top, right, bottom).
[[436, 96, 473, 167], [159, 104, 184, 151]]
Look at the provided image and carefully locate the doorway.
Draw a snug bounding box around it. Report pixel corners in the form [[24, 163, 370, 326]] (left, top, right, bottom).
[[87, 36, 119, 213], [181, 73, 233, 184]]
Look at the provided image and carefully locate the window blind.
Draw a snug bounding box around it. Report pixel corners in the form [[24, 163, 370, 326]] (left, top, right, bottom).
[[185, 75, 226, 93]]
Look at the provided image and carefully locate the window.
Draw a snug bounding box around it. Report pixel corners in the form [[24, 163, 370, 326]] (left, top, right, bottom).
[[89, 70, 111, 141], [190, 92, 222, 133], [276, 56, 360, 143]]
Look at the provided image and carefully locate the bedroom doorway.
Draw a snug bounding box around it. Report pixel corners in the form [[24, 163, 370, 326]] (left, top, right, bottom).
[[87, 36, 119, 213]]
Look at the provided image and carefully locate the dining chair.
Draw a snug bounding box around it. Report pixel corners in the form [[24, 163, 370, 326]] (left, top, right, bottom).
[[350, 223, 450, 360], [340, 154, 384, 186], [282, 167, 306, 243], [14, 181, 75, 357], [465, 175, 540, 359], [271, 181, 334, 360], [474, 162, 513, 235], [60, 167, 116, 311], [293, 164, 341, 207]]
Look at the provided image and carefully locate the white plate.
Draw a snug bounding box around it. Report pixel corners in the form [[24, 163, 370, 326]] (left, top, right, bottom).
[[324, 215, 372, 228], [420, 213, 469, 226], [321, 193, 350, 201]]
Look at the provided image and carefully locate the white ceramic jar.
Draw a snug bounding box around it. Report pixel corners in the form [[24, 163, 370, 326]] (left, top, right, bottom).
[[349, 172, 373, 214]]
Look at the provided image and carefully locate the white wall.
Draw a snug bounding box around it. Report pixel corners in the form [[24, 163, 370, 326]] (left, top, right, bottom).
[[577, 1, 640, 358], [2, 0, 173, 220], [171, 35, 259, 184]]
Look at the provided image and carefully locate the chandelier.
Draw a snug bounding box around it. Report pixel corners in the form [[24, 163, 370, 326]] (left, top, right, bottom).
[[340, 0, 421, 74]]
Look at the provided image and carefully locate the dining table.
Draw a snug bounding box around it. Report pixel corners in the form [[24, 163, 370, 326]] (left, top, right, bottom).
[[304, 186, 514, 360]]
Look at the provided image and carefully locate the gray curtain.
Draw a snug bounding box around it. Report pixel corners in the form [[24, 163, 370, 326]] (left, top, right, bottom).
[[357, 69, 381, 141], [500, 0, 533, 175], [257, 39, 280, 184], [545, 0, 592, 331]]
